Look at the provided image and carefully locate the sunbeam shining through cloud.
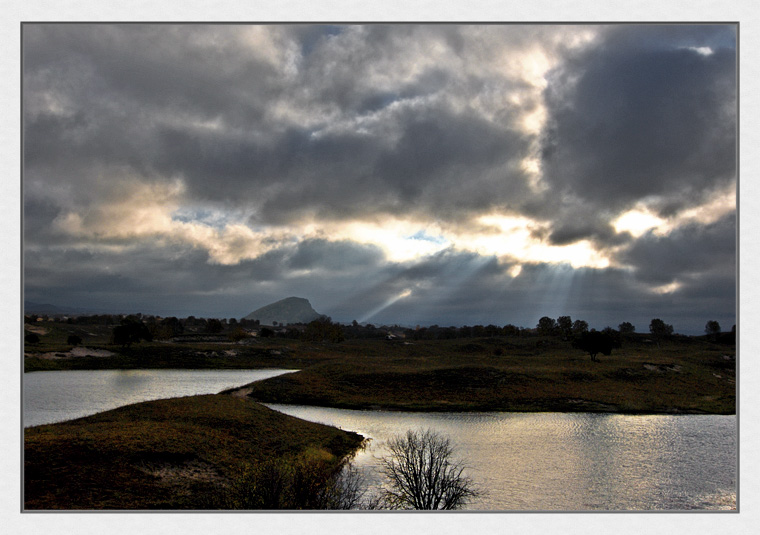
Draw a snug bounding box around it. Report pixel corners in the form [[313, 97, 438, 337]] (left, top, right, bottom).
[[359, 288, 414, 324]]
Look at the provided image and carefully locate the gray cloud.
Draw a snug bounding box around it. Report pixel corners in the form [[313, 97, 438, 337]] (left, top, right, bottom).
[[618, 213, 736, 285], [541, 25, 736, 218], [22, 24, 736, 333], [25, 24, 541, 225]]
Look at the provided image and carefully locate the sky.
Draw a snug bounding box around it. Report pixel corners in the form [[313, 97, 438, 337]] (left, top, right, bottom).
[[22, 23, 737, 334]]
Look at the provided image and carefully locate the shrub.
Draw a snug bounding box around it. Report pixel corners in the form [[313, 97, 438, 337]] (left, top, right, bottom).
[[24, 333, 40, 344], [206, 456, 367, 510]]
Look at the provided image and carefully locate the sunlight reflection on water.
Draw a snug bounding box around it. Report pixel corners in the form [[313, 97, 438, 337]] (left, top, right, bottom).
[[265, 405, 736, 511]]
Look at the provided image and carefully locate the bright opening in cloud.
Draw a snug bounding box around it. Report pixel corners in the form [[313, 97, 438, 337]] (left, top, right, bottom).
[[688, 46, 714, 56], [327, 220, 451, 263], [457, 213, 610, 269], [614, 185, 735, 239], [613, 208, 665, 237], [649, 281, 683, 295]]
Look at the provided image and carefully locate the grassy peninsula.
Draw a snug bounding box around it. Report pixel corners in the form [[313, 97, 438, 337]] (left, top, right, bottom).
[[24, 394, 363, 509]]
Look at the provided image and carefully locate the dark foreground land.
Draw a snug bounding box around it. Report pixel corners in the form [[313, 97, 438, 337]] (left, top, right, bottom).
[[24, 394, 363, 509]]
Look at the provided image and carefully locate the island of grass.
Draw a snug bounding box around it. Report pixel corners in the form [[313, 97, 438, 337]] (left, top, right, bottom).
[[239, 335, 735, 414], [24, 394, 364, 509]]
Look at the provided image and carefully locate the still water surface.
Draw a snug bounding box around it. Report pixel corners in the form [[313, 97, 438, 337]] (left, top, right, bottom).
[[267, 404, 737, 511], [23, 369, 294, 427]]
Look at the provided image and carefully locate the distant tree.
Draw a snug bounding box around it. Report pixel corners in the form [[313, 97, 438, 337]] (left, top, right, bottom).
[[537, 316, 557, 336], [502, 324, 520, 337], [206, 318, 224, 334], [601, 326, 622, 348], [303, 318, 345, 343], [228, 327, 250, 342], [259, 327, 275, 338], [24, 333, 40, 344], [67, 335, 82, 346], [379, 429, 480, 510], [649, 319, 673, 337], [705, 320, 721, 337], [111, 318, 152, 348], [618, 322, 635, 334], [152, 316, 183, 340], [484, 324, 500, 337], [557, 316, 573, 338], [572, 319, 589, 336], [649, 318, 674, 348], [573, 330, 614, 362]]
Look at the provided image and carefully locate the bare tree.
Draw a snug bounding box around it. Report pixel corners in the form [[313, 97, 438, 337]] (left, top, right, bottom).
[[379, 429, 480, 510]]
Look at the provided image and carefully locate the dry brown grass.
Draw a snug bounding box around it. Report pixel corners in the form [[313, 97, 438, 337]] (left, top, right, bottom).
[[24, 394, 363, 509]]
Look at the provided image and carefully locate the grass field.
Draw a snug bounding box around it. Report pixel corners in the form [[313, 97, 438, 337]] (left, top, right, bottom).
[[24, 321, 736, 414], [241, 335, 736, 414]]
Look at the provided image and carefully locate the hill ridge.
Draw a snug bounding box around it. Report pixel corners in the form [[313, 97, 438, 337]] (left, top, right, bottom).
[[244, 296, 325, 325]]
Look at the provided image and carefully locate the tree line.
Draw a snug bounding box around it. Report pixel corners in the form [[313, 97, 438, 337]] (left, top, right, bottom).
[[25, 311, 734, 351]]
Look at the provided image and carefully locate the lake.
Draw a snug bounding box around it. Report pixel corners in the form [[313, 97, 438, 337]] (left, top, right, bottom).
[[23, 370, 737, 510], [267, 404, 737, 511], [23, 368, 295, 427]]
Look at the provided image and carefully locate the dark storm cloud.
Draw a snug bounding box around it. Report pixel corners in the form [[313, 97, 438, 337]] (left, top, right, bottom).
[[618, 213, 736, 285], [24, 24, 283, 126], [148, 102, 532, 226], [545, 207, 625, 247], [287, 239, 384, 272], [24, 24, 538, 227], [24, 235, 393, 319], [256, 107, 533, 223], [540, 24, 736, 219]]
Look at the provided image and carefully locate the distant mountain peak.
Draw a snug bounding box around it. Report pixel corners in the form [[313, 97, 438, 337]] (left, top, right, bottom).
[[244, 296, 324, 325]]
